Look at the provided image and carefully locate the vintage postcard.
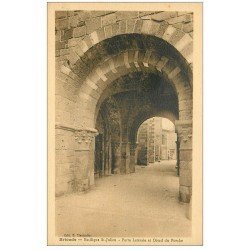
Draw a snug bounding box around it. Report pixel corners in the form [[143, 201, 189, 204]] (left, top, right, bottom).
[[48, 2, 203, 246]]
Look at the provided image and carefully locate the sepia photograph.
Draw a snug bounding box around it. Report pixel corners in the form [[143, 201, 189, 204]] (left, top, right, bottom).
[[48, 2, 202, 245], [3, 1, 250, 250]]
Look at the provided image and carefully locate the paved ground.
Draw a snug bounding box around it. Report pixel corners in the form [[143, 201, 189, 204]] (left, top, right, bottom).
[[56, 160, 191, 237]]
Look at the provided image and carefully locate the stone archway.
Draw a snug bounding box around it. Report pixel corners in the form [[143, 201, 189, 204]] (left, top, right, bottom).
[[135, 117, 177, 165], [55, 11, 193, 202], [95, 96, 121, 176]]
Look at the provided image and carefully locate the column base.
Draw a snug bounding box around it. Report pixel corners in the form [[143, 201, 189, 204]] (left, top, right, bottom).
[[129, 167, 135, 173], [186, 195, 192, 220], [179, 185, 192, 203], [73, 178, 90, 192], [113, 168, 120, 174]]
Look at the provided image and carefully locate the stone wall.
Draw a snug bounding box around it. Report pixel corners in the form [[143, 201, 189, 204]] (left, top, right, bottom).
[[55, 11, 193, 57], [54, 10, 193, 201], [55, 127, 75, 196], [55, 10, 193, 129], [175, 120, 192, 202]]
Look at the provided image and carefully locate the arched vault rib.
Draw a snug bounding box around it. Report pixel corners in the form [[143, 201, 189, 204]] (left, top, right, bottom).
[[72, 48, 191, 127], [96, 87, 178, 144], [63, 20, 193, 74], [94, 71, 178, 124], [59, 34, 192, 128]]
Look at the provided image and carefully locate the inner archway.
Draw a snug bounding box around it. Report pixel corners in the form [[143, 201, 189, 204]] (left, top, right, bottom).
[[55, 16, 193, 203], [94, 67, 179, 175], [82, 33, 192, 202], [137, 117, 177, 166]]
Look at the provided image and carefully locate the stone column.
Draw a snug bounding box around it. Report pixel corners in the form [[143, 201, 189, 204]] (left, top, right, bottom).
[[175, 134, 180, 176], [108, 141, 112, 175], [104, 139, 110, 176], [135, 142, 138, 165], [120, 142, 130, 174], [112, 141, 121, 174], [175, 120, 192, 203], [129, 143, 137, 173], [88, 130, 96, 186], [104, 139, 112, 176], [74, 128, 98, 192]]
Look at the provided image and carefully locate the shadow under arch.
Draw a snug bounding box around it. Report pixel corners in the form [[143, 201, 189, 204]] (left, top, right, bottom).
[[94, 69, 179, 127]]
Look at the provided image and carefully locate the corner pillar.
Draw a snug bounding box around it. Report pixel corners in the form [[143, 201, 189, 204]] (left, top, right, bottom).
[[74, 127, 98, 192], [129, 143, 138, 173], [112, 141, 121, 174], [175, 120, 192, 203], [175, 134, 180, 176], [120, 142, 130, 174]]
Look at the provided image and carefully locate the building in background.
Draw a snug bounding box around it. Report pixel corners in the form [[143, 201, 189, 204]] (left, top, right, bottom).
[[137, 117, 177, 165], [161, 129, 177, 160], [136, 122, 148, 165]]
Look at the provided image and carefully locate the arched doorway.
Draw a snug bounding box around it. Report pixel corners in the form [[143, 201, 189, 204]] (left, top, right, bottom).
[[55, 20, 193, 203], [136, 117, 177, 166]]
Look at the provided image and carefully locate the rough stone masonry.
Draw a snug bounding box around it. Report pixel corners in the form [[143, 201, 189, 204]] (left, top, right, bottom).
[[55, 10, 193, 203]]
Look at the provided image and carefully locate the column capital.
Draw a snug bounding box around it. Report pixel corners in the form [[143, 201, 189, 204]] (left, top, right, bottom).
[[175, 120, 192, 149], [74, 128, 98, 151], [175, 120, 192, 127], [55, 123, 98, 133], [175, 120, 192, 135]]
